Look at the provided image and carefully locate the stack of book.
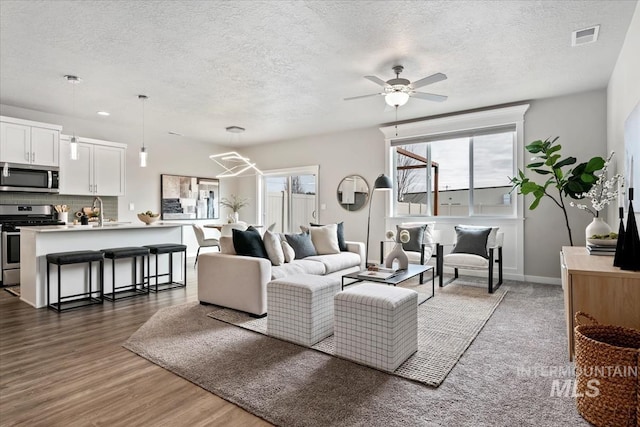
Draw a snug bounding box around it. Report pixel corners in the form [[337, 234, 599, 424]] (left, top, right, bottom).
[[587, 243, 617, 256]]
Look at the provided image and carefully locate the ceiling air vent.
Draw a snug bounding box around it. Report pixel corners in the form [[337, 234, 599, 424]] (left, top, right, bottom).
[[572, 25, 600, 46]]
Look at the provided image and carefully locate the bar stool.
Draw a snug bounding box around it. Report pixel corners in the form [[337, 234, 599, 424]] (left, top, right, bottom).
[[47, 250, 104, 312], [144, 243, 187, 292], [101, 246, 150, 301]]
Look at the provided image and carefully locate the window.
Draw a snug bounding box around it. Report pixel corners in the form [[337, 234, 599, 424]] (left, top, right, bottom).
[[393, 128, 515, 217]]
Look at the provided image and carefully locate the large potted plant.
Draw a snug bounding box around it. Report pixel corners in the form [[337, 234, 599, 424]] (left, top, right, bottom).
[[510, 137, 605, 246]]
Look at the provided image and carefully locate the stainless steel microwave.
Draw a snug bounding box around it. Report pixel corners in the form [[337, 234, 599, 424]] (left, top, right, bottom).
[[0, 163, 60, 193]]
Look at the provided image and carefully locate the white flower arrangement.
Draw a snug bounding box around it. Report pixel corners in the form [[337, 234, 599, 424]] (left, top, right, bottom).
[[399, 230, 411, 244], [569, 152, 624, 218], [385, 230, 396, 240]]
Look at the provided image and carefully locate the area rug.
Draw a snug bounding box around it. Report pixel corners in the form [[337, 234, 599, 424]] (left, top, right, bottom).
[[207, 281, 506, 387]]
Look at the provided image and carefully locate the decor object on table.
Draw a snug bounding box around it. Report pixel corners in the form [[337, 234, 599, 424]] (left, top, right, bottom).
[[437, 225, 503, 293], [567, 152, 623, 240], [510, 137, 606, 246], [137, 211, 160, 225], [365, 174, 393, 266], [384, 229, 409, 270], [573, 312, 640, 427], [617, 187, 640, 271], [220, 194, 249, 223], [337, 175, 369, 211], [344, 65, 447, 108], [613, 207, 626, 267], [138, 94, 148, 167]]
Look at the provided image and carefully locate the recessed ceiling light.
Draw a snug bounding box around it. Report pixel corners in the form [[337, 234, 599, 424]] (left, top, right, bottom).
[[168, 131, 183, 136], [571, 25, 600, 46], [97, 111, 110, 116], [226, 126, 245, 133]]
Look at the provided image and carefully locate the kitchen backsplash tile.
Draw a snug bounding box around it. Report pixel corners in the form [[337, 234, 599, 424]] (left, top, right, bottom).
[[0, 193, 118, 221]]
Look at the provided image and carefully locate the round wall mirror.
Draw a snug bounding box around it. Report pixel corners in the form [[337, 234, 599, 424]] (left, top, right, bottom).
[[337, 175, 369, 211]]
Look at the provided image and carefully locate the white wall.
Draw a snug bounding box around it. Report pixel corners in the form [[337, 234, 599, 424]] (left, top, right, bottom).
[[0, 104, 238, 256], [606, 1, 640, 227]]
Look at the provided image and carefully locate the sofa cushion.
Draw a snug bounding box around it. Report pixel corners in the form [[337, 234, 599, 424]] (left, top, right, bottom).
[[271, 259, 326, 279], [281, 240, 295, 263], [310, 222, 347, 251], [285, 231, 317, 259], [305, 252, 361, 274], [309, 224, 340, 255], [232, 226, 269, 260], [263, 230, 285, 266], [219, 236, 236, 255]]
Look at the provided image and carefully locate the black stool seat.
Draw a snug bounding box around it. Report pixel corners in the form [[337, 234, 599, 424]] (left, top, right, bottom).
[[102, 246, 150, 259], [144, 243, 187, 254], [47, 250, 104, 265]]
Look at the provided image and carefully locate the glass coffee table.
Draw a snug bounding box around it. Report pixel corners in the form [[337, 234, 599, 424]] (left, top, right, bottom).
[[342, 264, 435, 301]]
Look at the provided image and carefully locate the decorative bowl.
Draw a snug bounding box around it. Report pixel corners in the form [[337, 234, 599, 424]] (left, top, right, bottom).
[[137, 213, 160, 225], [586, 238, 617, 247]]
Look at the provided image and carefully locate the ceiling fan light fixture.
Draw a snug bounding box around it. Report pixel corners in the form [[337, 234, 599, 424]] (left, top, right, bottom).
[[385, 91, 410, 107]]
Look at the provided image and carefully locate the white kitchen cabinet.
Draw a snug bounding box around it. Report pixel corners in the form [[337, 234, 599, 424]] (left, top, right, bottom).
[[0, 116, 61, 167], [59, 135, 126, 196]]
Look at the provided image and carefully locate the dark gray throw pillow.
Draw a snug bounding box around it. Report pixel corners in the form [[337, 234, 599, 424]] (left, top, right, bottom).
[[285, 231, 317, 259], [396, 224, 426, 252], [452, 226, 491, 259], [310, 222, 347, 251], [232, 226, 269, 260]]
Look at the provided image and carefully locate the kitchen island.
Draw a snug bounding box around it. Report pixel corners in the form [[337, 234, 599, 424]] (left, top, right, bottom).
[[20, 223, 183, 308]]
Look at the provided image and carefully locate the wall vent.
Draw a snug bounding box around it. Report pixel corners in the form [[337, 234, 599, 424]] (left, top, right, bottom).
[[571, 25, 600, 46]]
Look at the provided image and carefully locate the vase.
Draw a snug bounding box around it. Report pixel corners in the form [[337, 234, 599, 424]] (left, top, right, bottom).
[[385, 243, 409, 270], [232, 211, 239, 223], [585, 217, 612, 241]]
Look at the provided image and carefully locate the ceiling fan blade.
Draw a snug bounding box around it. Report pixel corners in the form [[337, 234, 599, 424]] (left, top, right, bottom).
[[411, 73, 447, 89], [344, 93, 384, 101], [412, 92, 448, 102], [364, 75, 389, 87]]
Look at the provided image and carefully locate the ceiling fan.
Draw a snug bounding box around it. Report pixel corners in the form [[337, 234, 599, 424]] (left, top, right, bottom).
[[344, 65, 447, 107]]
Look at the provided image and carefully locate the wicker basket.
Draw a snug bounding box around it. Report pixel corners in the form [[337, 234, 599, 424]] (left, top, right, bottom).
[[574, 312, 640, 427]]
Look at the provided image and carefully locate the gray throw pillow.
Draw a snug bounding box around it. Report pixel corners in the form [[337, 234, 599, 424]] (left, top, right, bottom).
[[285, 231, 317, 259], [396, 224, 426, 252], [452, 226, 491, 259]]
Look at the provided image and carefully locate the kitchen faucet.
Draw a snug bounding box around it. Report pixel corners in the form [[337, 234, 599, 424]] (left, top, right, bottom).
[[92, 196, 104, 227]]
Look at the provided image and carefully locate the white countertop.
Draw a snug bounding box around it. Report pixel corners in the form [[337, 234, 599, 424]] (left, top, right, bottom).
[[19, 222, 183, 233]]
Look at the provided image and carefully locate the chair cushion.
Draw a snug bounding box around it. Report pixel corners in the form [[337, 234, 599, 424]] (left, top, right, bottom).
[[285, 231, 317, 259], [232, 226, 269, 260], [396, 224, 426, 252], [47, 250, 104, 265], [309, 224, 340, 255], [102, 246, 150, 259], [144, 243, 187, 254], [263, 229, 285, 266], [451, 226, 491, 259], [443, 253, 489, 269]]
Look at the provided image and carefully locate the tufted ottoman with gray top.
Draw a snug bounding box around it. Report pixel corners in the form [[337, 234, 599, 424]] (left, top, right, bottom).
[[267, 274, 341, 347], [334, 283, 418, 372]]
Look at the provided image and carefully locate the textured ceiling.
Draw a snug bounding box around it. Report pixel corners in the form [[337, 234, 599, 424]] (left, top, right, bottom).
[[0, 0, 636, 146]]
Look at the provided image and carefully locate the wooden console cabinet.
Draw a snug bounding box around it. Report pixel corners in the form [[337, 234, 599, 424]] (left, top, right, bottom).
[[561, 246, 640, 360]]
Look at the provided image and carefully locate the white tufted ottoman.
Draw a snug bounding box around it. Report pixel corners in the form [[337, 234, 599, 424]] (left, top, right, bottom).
[[267, 274, 341, 347], [334, 283, 418, 372]]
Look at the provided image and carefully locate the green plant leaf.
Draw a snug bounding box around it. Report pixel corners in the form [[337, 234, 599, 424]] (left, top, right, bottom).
[[526, 162, 545, 168], [547, 144, 562, 154], [554, 157, 577, 169], [545, 154, 561, 166], [525, 141, 544, 153], [533, 169, 552, 175], [529, 197, 541, 210], [585, 157, 605, 173], [521, 181, 539, 194], [581, 173, 596, 183]]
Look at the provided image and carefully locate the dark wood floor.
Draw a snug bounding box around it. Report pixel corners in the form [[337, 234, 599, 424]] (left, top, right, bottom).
[[0, 273, 271, 426]]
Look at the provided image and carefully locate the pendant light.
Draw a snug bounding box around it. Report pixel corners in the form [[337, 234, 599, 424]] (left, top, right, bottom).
[[64, 75, 82, 160], [138, 95, 148, 167]]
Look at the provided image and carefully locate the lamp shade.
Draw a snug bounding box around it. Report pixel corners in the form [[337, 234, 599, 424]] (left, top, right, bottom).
[[385, 91, 410, 107], [373, 174, 393, 190]]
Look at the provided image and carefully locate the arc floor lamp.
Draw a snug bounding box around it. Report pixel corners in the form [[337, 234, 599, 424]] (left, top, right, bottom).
[[365, 174, 393, 266]]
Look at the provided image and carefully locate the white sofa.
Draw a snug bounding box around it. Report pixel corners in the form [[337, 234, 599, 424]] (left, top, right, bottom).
[[198, 241, 365, 316]]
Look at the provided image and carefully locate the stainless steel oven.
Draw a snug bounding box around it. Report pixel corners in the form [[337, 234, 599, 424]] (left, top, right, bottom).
[[0, 204, 63, 286]]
